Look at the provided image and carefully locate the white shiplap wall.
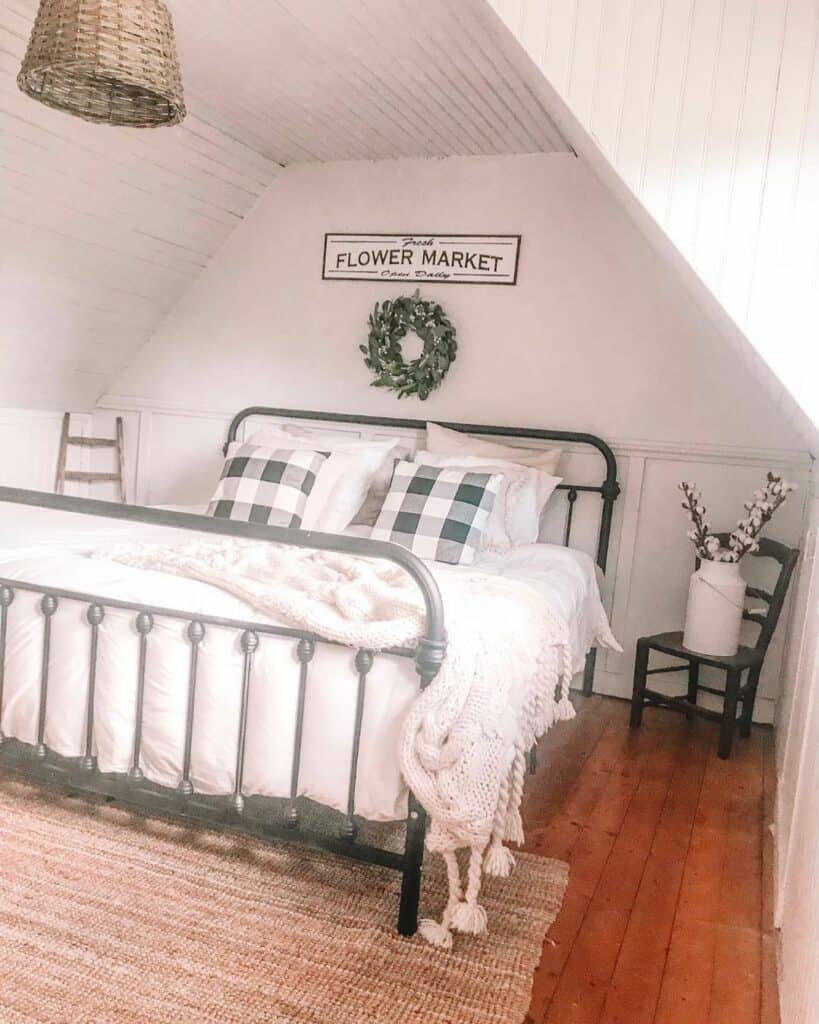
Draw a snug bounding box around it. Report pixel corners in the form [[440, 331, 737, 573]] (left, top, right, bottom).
[[775, 487, 819, 1024], [0, 0, 572, 410], [490, 0, 819, 429]]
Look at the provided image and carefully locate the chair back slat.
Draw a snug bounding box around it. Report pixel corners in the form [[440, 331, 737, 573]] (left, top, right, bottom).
[[710, 533, 799, 653], [742, 610, 767, 626]]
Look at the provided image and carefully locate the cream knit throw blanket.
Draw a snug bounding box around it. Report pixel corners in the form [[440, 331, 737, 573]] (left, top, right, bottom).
[[96, 537, 589, 947]]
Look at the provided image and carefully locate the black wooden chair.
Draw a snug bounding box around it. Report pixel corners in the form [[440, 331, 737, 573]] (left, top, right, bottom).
[[630, 535, 799, 759]]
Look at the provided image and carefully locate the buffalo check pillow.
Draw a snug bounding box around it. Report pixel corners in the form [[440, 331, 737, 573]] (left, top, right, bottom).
[[370, 461, 502, 565], [208, 443, 327, 526]]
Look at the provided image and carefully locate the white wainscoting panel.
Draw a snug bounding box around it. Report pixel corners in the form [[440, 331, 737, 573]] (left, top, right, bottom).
[[99, 396, 813, 723], [0, 408, 142, 502], [774, 485, 819, 1023], [0, 408, 70, 491]]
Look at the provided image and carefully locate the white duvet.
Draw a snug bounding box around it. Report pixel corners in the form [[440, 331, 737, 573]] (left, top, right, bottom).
[[0, 505, 614, 822]]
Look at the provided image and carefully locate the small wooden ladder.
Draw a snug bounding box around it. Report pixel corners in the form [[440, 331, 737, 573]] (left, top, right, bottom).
[[55, 413, 127, 503]]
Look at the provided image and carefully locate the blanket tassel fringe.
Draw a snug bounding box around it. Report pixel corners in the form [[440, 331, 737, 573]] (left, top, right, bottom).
[[417, 634, 579, 947], [418, 846, 489, 947]]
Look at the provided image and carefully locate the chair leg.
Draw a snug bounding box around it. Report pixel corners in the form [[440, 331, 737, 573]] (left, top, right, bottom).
[[719, 669, 742, 759], [739, 665, 761, 738], [630, 639, 650, 728], [686, 661, 700, 720]]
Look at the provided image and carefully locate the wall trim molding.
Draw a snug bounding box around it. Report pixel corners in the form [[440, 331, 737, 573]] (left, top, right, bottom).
[[97, 394, 813, 469], [0, 408, 70, 423]]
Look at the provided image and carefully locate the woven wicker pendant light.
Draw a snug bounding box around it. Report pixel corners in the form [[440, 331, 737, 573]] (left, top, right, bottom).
[[17, 0, 185, 128]]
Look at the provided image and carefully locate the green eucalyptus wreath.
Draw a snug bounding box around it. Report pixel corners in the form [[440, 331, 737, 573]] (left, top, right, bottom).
[[360, 289, 457, 400]]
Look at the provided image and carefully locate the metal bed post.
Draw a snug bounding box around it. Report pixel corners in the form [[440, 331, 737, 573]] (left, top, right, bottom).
[[178, 620, 204, 796], [582, 473, 622, 697], [0, 585, 13, 745], [285, 637, 314, 829], [80, 604, 104, 772], [398, 633, 447, 936], [35, 595, 58, 759]]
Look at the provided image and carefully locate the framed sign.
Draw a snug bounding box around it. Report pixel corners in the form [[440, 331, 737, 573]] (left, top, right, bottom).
[[322, 233, 521, 285]]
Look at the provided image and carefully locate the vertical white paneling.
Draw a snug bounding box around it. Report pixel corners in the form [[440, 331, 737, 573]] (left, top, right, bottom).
[[775, 488, 819, 1023], [490, 0, 819, 428], [592, 451, 808, 718], [642, 0, 697, 215], [88, 410, 141, 504], [612, 0, 665, 189], [517, 0, 549, 64], [776, 495, 819, 875], [0, 410, 68, 491], [774, 22, 819, 417], [0, 409, 144, 502], [747, 0, 819, 417], [588, 0, 634, 157], [691, 0, 756, 287], [140, 410, 230, 507], [718, 0, 788, 316], [664, 0, 724, 250], [542, 0, 580, 96], [567, 0, 605, 126]]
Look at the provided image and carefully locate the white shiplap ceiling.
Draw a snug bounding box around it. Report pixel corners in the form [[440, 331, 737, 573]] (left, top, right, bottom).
[[0, 0, 571, 408]]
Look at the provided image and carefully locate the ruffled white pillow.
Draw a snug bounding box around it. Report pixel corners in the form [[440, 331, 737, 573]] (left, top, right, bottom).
[[425, 422, 562, 508]]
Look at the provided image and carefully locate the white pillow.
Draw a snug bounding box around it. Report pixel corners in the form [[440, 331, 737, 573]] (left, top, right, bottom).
[[269, 425, 408, 492], [244, 427, 401, 533], [426, 422, 562, 507], [248, 424, 407, 528], [414, 450, 559, 550]]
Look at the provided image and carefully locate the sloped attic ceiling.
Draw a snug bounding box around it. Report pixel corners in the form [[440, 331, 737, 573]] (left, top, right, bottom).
[[2, 0, 815, 457], [0, 0, 571, 409], [485, 0, 819, 454]]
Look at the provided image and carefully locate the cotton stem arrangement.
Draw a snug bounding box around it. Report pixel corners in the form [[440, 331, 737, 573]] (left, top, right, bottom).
[[678, 473, 795, 563]]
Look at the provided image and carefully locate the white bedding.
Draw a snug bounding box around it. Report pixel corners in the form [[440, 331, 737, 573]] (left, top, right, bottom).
[[0, 505, 614, 822]]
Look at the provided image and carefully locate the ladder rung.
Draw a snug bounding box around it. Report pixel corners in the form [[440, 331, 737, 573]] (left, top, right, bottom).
[[63, 472, 122, 483], [66, 436, 118, 448], [56, 413, 126, 503]]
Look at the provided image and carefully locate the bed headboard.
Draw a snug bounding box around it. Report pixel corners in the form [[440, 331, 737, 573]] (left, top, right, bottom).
[[225, 406, 620, 574]]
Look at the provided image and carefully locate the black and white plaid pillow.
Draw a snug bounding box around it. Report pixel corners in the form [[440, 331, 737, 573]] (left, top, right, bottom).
[[208, 444, 327, 527], [370, 461, 501, 565]]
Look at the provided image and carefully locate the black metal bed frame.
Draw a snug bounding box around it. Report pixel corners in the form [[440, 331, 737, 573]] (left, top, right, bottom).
[[0, 406, 619, 935]]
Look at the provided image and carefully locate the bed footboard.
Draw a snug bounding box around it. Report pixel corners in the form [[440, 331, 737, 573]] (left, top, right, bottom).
[[0, 486, 447, 937]]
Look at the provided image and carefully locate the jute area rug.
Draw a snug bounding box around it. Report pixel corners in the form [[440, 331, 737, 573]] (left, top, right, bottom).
[[0, 778, 568, 1024]]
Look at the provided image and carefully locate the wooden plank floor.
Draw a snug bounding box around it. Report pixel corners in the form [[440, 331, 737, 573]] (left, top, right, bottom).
[[522, 695, 778, 1024]]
